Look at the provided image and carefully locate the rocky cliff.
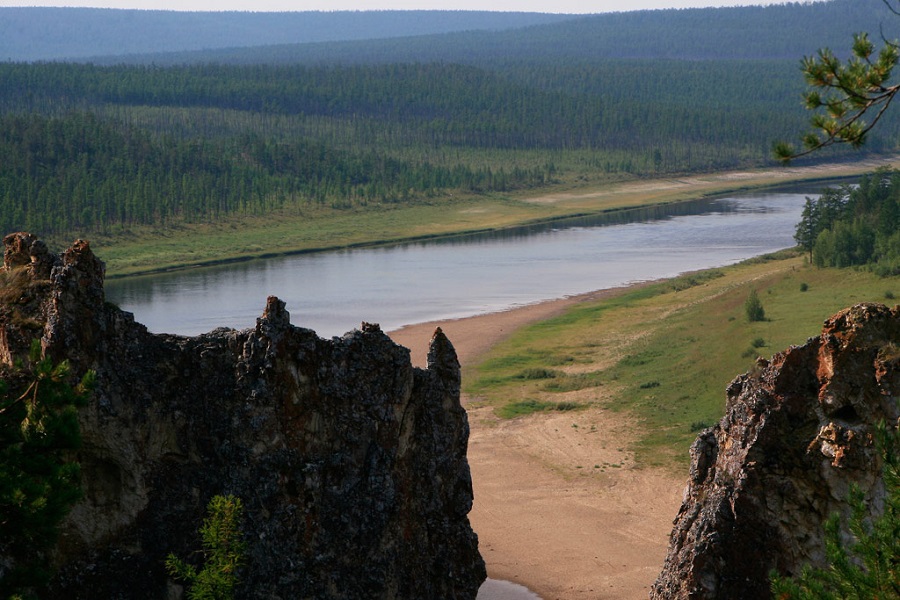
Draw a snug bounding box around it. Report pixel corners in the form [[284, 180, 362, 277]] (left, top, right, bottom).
[[652, 302, 900, 599], [0, 232, 486, 599]]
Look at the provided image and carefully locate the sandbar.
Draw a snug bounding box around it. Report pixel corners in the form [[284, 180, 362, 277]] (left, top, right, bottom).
[[389, 285, 684, 600]]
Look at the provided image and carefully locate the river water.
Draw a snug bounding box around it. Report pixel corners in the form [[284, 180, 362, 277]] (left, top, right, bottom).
[[105, 188, 819, 338], [104, 185, 822, 600]]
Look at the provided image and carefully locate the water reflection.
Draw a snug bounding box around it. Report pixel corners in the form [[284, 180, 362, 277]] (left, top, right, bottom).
[[477, 579, 542, 600], [105, 190, 818, 338], [431, 197, 731, 245]]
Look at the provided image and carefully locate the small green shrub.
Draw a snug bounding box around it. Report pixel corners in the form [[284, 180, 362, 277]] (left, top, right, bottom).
[[166, 495, 246, 600], [878, 343, 900, 362], [668, 269, 725, 292], [752, 338, 766, 348], [639, 381, 661, 389], [543, 371, 603, 392], [515, 368, 559, 380], [800, 282, 809, 292], [742, 248, 802, 264], [745, 289, 766, 322], [0, 267, 31, 304], [546, 355, 576, 366], [497, 399, 554, 418], [497, 399, 584, 419], [885, 290, 896, 300], [0, 341, 95, 596], [554, 402, 579, 411]]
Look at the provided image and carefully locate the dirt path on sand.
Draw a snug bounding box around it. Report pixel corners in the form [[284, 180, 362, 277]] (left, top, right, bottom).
[[389, 289, 685, 600]]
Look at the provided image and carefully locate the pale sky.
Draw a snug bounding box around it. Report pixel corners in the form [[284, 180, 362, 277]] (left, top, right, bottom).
[[0, 0, 794, 15]]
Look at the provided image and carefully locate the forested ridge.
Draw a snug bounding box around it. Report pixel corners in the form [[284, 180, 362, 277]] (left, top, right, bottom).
[[83, 0, 896, 66], [2, 0, 894, 65], [1, 60, 896, 238], [0, 9, 574, 63], [0, 61, 816, 150], [3, 0, 900, 239]]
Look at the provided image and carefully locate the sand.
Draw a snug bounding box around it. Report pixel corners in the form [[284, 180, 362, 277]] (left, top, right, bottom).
[[383, 157, 900, 598], [388, 288, 685, 600]]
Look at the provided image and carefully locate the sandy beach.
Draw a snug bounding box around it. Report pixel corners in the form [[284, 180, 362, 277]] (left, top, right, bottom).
[[389, 288, 685, 600]]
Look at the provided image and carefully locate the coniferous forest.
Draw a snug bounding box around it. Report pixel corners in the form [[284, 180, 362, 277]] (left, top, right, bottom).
[[2, 0, 900, 239], [795, 168, 900, 275]]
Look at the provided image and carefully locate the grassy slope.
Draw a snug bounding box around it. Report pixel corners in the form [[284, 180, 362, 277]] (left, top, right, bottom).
[[80, 157, 896, 277], [464, 252, 900, 472]]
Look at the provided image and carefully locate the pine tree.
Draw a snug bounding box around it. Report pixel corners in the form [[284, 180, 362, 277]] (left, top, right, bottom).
[[0, 340, 94, 597], [795, 197, 820, 262], [774, 30, 900, 161], [166, 495, 246, 600]]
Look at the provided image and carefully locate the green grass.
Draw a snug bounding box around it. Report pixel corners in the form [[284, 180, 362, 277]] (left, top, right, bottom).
[[464, 253, 900, 471]]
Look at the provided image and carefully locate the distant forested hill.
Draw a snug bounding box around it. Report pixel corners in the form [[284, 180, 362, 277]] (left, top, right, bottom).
[[2, 0, 900, 240], [0, 8, 575, 62], [76, 0, 898, 66]]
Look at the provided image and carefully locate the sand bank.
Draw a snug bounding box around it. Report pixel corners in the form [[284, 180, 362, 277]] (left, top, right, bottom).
[[389, 286, 684, 600]]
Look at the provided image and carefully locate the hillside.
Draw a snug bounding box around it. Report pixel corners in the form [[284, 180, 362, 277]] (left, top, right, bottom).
[[0, 59, 812, 236], [21, 0, 899, 66], [0, 8, 574, 62], [3, 0, 900, 245]]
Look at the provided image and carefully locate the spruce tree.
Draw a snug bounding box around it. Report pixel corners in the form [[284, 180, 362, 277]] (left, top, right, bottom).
[[745, 289, 766, 322]]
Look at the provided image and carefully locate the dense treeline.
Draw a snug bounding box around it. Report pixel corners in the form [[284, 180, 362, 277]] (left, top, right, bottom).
[[795, 168, 900, 275], [2, 53, 899, 237], [0, 60, 825, 152], [4, 0, 900, 239], [0, 112, 552, 234], [4, 58, 895, 159], [6, 59, 885, 153]]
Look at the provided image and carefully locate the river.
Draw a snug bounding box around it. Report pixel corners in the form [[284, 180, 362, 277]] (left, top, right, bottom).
[[104, 184, 824, 600], [105, 187, 820, 339]]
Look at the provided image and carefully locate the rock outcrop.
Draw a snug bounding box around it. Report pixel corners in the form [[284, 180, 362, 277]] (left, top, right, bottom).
[[0, 232, 486, 599], [652, 302, 900, 599]]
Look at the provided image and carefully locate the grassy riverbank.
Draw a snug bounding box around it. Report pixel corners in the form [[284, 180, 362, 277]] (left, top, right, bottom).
[[65, 156, 897, 277], [463, 253, 900, 470]]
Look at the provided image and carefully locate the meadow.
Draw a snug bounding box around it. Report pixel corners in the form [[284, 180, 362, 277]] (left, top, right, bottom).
[[464, 251, 900, 469]]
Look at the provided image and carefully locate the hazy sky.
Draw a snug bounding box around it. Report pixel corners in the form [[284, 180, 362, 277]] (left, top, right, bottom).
[[0, 1, 793, 15]]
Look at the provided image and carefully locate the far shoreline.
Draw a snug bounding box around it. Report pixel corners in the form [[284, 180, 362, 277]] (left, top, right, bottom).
[[99, 155, 897, 279]]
